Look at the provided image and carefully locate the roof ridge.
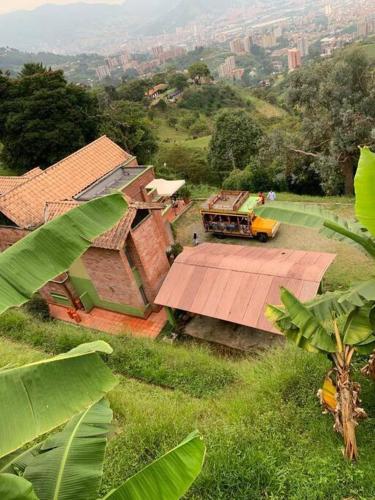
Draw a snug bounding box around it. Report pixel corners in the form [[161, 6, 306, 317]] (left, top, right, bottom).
[[42, 134, 132, 177]]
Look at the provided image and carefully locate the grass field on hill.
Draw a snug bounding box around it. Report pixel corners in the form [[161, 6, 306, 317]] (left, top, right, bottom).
[[152, 87, 289, 155], [0, 314, 374, 499]]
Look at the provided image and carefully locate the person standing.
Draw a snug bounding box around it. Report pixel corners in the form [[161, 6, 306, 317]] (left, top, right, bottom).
[[267, 190, 276, 201], [192, 232, 200, 246]]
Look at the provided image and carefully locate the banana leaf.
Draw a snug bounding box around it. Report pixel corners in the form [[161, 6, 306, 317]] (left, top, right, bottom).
[[0, 342, 117, 459], [22, 399, 112, 500], [102, 431, 206, 500], [0, 474, 38, 500], [338, 280, 375, 307], [254, 202, 375, 257], [355, 147, 375, 237], [343, 306, 375, 345], [0, 192, 127, 315], [0, 443, 42, 475], [279, 288, 336, 352]]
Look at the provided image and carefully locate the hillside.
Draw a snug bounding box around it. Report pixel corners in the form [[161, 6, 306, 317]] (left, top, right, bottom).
[[0, 309, 374, 499]]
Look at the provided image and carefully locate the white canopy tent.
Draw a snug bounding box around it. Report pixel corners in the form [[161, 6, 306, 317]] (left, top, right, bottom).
[[146, 179, 185, 197]]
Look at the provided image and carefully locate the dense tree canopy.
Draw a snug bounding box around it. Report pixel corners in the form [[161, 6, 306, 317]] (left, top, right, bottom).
[[286, 49, 375, 194], [208, 110, 263, 182], [167, 72, 189, 91], [0, 65, 99, 172], [116, 79, 149, 102], [100, 100, 158, 164], [156, 144, 209, 184], [188, 62, 211, 84]]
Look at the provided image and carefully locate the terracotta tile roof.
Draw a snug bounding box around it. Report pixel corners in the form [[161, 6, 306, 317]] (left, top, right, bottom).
[[22, 167, 43, 178], [0, 167, 44, 194], [155, 242, 336, 334], [0, 136, 135, 229], [0, 177, 27, 194], [45, 200, 136, 250]]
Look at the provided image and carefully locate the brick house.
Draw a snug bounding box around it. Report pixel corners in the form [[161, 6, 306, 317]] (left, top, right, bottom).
[[0, 136, 179, 334]]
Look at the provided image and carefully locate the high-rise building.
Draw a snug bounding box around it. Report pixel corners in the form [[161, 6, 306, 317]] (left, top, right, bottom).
[[152, 46, 164, 59], [243, 35, 253, 53], [218, 56, 236, 79], [288, 48, 301, 71], [229, 38, 245, 54], [105, 57, 118, 70], [96, 65, 111, 80], [260, 31, 277, 48], [296, 37, 309, 57], [118, 52, 130, 66]]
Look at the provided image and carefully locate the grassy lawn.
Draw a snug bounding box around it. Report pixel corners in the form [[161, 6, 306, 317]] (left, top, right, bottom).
[[1, 321, 374, 499], [173, 197, 374, 291]]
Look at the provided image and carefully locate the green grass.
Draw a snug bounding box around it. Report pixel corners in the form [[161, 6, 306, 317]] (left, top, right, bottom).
[[1, 332, 374, 499], [0, 309, 236, 398]]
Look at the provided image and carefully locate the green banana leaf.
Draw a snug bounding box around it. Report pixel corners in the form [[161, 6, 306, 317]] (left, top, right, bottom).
[[338, 280, 375, 307], [279, 288, 336, 352], [0, 474, 38, 500], [102, 431, 206, 500], [0, 192, 127, 315], [0, 342, 117, 459], [254, 202, 375, 257], [355, 147, 375, 237], [266, 304, 319, 353], [343, 306, 375, 346], [0, 443, 42, 475], [21, 399, 112, 500]]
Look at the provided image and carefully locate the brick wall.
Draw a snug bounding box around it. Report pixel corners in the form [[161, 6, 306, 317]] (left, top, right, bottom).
[[82, 247, 145, 309], [40, 275, 76, 305], [130, 214, 170, 301], [0, 227, 28, 251], [122, 167, 155, 202]]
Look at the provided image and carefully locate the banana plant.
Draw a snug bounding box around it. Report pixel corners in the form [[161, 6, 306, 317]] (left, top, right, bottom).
[[256, 147, 375, 459], [255, 146, 375, 381], [268, 289, 374, 460], [0, 193, 206, 498]]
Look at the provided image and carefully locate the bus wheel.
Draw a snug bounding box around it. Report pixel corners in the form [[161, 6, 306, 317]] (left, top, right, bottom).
[[257, 233, 268, 243]]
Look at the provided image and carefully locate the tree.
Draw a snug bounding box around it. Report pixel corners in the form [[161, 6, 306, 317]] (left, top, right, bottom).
[[223, 161, 273, 192], [208, 110, 263, 182], [116, 79, 149, 102], [286, 49, 375, 195], [100, 101, 158, 164], [0, 192, 206, 497], [255, 147, 375, 459], [157, 144, 210, 184], [188, 62, 211, 84], [0, 65, 100, 173], [168, 72, 189, 91]]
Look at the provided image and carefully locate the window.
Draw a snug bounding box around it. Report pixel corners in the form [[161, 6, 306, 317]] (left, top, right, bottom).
[[131, 209, 150, 230], [50, 292, 71, 306]]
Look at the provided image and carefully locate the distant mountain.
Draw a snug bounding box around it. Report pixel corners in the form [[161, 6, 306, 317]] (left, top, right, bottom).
[[143, 0, 245, 35], [0, 0, 274, 54]]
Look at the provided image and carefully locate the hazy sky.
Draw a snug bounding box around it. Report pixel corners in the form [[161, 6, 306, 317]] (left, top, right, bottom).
[[0, 0, 122, 15]]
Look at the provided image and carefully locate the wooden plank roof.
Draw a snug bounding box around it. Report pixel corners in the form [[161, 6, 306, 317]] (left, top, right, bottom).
[[155, 242, 336, 334]]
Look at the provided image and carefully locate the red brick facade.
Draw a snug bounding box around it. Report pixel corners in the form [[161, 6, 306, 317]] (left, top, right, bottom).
[[0, 141, 174, 328], [0, 227, 29, 251], [82, 247, 145, 309], [122, 167, 154, 202]]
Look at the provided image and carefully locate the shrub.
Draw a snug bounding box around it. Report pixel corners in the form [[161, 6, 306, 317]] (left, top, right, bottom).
[[23, 294, 51, 321]]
